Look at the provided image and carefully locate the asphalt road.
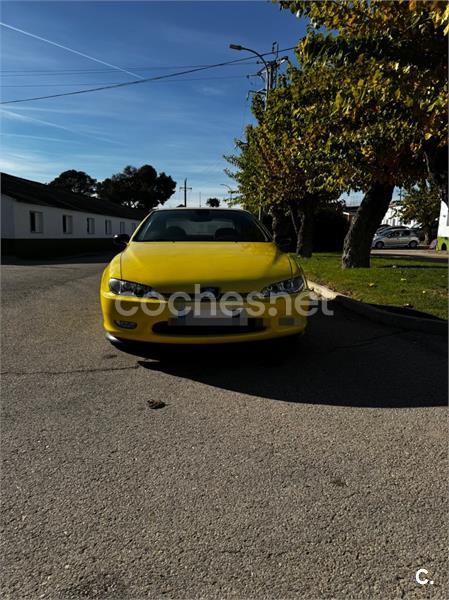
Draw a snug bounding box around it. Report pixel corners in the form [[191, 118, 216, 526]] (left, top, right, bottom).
[[1, 254, 447, 599]]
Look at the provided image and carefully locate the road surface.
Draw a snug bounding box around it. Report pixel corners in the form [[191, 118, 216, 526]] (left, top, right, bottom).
[[1, 255, 447, 599]]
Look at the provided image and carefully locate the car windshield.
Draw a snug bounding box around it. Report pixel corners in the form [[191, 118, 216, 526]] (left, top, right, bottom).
[[134, 209, 270, 242]]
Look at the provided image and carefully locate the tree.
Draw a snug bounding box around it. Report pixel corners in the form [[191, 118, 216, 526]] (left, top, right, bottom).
[[97, 165, 176, 210], [278, 0, 448, 203], [397, 181, 441, 244], [275, 0, 447, 267], [206, 198, 220, 207], [49, 170, 97, 196], [225, 80, 340, 257]]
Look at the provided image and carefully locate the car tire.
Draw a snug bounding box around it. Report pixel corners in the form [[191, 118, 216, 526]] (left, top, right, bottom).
[[374, 241, 384, 249], [408, 240, 418, 249]]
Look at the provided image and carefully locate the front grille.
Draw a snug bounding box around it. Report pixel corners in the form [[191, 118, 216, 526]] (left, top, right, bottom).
[[159, 291, 253, 301], [152, 318, 265, 336]]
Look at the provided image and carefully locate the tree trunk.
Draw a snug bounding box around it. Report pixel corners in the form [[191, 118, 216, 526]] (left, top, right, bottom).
[[288, 197, 316, 258], [342, 182, 394, 268], [423, 224, 432, 246], [295, 196, 316, 258], [288, 202, 300, 249], [271, 206, 289, 244], [424, 138, 448, 206]]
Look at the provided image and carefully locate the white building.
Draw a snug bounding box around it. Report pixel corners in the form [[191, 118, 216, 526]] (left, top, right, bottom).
[[383, 200, 418, 228], [436, 201, 449, 251], [1, 173, 147, 256]]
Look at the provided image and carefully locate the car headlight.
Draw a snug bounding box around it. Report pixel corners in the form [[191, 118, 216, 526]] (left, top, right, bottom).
[[261, 275, 305, 297], [109, 278, 159, 298]]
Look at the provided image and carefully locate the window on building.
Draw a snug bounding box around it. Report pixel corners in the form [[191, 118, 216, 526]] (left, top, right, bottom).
[[30, 211, 43, 233], [119, 221, 125, 234], [131, 222, 137, 232], [62, 215, 73, 234], [87, 217, 95, 234], [105, 219, 112, 235]]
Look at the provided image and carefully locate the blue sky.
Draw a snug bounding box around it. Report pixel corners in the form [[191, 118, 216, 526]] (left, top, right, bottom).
[[1, 1, 310, 206]]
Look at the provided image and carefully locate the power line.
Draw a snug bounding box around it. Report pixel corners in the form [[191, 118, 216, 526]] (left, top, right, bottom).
[[0, 21, 144, 80], [0, 46, 297, 105], [1, 61, 258, 75], [2, 75, 250, 88]]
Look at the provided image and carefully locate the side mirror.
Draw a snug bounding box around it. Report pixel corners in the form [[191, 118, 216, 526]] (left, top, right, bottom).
[[113, 233, 130, 247], [276, 237, 292, 253]]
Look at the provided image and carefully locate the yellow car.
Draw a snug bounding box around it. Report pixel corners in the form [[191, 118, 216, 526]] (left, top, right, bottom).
[[100, 208, 310, 345]]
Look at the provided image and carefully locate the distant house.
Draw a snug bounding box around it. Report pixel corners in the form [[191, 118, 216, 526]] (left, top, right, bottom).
[[436, 201, 449, 251], [383, 200, 418, 228], [343, 200, 420, 228], [1, 173, 147, 256]]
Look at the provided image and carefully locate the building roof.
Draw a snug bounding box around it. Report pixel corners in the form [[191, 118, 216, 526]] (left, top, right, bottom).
[[157, 206, 245, 211], [342, 205, 361, 214], [1, 172, 147, 220]]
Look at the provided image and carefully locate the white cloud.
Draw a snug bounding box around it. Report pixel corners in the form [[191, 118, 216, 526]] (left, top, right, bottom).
[[199, 85, 227, 97], [0, 108, 121, 144], [2, 105, 120, 118], [0, 151, 67, 181], [0, 132, 82, 144]]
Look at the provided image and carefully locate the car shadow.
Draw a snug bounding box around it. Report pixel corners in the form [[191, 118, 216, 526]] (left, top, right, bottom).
[[118, 302, 448, 409]]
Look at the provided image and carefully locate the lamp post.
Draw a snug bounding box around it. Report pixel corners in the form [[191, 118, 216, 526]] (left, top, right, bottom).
[[229, 44, 278, 219], [229, 44, 271, 107]]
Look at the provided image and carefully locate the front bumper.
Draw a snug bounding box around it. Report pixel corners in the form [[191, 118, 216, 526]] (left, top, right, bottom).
[[100, 291, 311, 345]]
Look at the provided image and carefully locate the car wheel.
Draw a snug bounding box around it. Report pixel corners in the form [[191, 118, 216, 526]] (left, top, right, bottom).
[[408, 240, 418, 249], [374, 241, 384, 249]]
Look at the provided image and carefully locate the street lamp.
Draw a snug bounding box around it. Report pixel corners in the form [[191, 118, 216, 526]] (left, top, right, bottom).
[[229, 44, 270, 105], [229, 44, 274, 219]]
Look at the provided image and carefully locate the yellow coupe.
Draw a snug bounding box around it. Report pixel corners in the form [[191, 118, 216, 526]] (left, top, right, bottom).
[[100, 208, 310, 345]]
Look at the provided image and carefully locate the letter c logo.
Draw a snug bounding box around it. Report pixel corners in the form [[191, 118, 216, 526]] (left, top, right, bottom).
[[416, 569, 433, 585]]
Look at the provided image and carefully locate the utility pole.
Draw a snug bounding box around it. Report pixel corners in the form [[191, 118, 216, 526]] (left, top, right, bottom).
[[179, 178, 192, 207], [199, 191, 202, 207], [229, 43, 289, 220], [230, 42, 288, 109]]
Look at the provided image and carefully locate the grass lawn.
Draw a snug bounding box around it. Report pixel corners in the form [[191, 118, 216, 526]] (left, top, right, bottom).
[[300, 252, 448, 320]]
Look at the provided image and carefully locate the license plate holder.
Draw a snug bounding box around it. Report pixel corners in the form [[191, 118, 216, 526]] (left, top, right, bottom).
[[169, 305, 248, 327]]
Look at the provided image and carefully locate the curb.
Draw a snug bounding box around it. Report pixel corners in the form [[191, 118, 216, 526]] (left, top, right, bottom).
[[308, 282, 339, 300], [308, 281, 448, 336], [370, 250, 448, 264]]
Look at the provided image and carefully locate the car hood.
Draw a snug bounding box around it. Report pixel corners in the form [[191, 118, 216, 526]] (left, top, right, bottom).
[[119, 241, 294, 293]]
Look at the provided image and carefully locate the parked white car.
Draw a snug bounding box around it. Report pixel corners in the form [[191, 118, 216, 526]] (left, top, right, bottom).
[[372, 228, 420, 249]]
